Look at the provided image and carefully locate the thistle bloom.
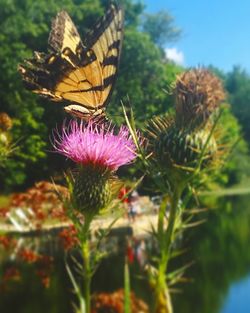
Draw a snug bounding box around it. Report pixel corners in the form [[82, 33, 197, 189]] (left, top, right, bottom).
[[53, 120, 137, 172], [53, 120, 138, 214]]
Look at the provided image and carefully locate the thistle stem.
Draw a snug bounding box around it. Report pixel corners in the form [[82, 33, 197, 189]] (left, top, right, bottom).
[[82, 239, 91, 313], [81, 214, 94, 313], [153, 185, 183, 313]]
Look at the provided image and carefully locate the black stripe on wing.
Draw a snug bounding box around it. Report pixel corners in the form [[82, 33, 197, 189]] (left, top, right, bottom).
[[18, 4, 124, 115], [19, 53, 72, 91], [85, 4, 124, 109], [62, 74, 116, 93], [48, 10, 81, 53], [85, 4, 124, 49], [19, 45, 97, 94]]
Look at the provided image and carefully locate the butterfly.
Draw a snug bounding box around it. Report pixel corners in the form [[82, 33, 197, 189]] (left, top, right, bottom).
[[19, 3, 124, 121]]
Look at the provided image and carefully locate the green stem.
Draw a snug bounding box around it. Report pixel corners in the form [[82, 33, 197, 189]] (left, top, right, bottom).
[[82, 239, 91, 313], [153, 185, 183, 313], [124, 257, 131, 313], [81, 214, 94, 313]]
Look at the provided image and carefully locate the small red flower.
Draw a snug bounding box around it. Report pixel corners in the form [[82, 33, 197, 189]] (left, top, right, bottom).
[[59, 226, 79, 251], [3, 267, 21, 282], [18, 249, 39, 263], [0, 235, 16, 250], [36, 269, 50, 288]]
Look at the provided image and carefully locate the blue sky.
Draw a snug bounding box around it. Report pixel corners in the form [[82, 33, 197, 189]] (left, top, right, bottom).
[[144, 0, 250, 73]]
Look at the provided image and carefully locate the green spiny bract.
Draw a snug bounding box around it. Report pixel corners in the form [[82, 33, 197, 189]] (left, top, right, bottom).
[[145, 116, 217, 173], [155, 126, 217, 168], [73, 166, 111, 215]]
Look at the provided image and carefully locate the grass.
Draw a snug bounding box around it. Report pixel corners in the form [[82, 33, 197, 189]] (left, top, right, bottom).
[[0, 195, 10, 208], [200, 186, 250, 197], [199, 178, 250, 197]]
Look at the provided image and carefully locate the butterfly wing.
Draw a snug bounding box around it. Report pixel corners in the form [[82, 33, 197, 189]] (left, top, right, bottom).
[[19, 4, 124, 119], [85, 4, 124, 108]]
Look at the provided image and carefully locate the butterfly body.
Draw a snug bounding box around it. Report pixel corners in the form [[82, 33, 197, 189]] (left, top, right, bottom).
[[19, 4, 124, 120]]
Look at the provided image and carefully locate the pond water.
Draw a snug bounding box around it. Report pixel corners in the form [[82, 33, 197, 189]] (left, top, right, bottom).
[[1, 195, 250, 313], [173, 195, 250, 313], [220, 274, 250, 313]]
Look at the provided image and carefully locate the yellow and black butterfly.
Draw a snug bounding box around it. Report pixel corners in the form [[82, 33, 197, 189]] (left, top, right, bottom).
[[19, 3, 124, 121]]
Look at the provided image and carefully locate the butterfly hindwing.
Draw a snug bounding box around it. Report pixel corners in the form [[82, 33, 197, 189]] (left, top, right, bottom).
[[19, 4, 124, 119]]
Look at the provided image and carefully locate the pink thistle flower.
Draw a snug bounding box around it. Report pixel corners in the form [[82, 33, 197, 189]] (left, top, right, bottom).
[[53, 120, 137, 172]]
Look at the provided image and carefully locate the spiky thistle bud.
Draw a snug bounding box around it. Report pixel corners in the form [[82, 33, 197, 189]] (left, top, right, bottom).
[[174, 68, 225, 128], [155, 125, 217, 167], [145, 115, 217, 185], [0, 113, 12, 132]]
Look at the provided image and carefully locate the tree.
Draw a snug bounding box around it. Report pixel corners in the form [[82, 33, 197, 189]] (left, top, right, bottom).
[[0, 0, 104, 191], [225, 66, 250, 144], [110, 29, 171, 123], [0, 0, 182, 191], [214, 107, 250, 186], [142, 11, 181, 47]]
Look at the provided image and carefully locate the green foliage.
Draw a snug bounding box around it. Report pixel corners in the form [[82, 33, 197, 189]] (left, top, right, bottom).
[[142, 11, 182, 47], [218, 107, 250, 185], [190, 108, 250, 206], [225, 66, 250, 144], [0, 0, 183, 191], [110, 29, 167, 123], [0, 0, 249, 192], [0, 0, 119, 191], [201, 107, 250, 190], [205, 65, 250, 188]]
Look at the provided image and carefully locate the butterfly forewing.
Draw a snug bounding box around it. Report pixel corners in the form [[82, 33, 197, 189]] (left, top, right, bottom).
[[48, 11, 82, 54], [19, 4, 124, 120], [86, 5, 124, 108]]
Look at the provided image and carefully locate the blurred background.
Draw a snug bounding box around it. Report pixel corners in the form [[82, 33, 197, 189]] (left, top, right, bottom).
[[0, 1, 250, 312]]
